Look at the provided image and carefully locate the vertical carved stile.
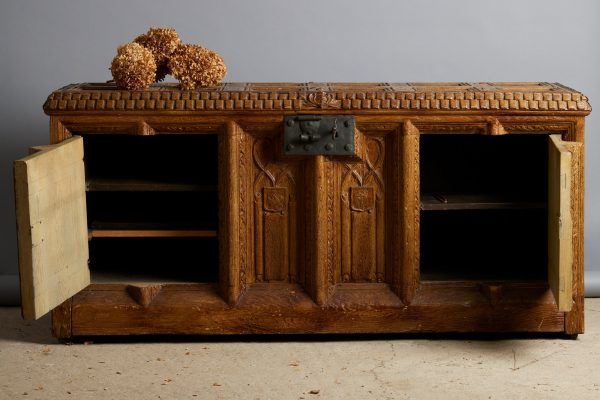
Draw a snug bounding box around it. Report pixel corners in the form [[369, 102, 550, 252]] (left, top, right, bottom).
[[387, 128, 402, 297], [376, 183, 385, 283], [564, 119, 585, 334], [239, 128, 251, 293], [399, 121, 420, 304], [218, 121, 245, 304], [340, 162, 351, 282], [326, 159, 336, 294], [306, 156, 330, 305], [254, 184, 264, 282], [289, 185, 298, 283], [50, 117, 71, 144]]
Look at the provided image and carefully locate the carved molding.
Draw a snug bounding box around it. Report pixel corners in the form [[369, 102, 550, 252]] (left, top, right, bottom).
[[300, 92, 342, 109], [147, 124, 222, 133], [414, 121, 576, 135], [561, 141, 582, 297], [238, 132, 248, 292], [503, 123, 575, 134], [414, 123, 487, 133], [326, 160, 336, 295], [44, 82, 591, 113]]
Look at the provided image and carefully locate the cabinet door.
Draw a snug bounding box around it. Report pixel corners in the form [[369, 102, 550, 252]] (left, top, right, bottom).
[[14, 136, 89, 320], [548, 134, 578, 312]]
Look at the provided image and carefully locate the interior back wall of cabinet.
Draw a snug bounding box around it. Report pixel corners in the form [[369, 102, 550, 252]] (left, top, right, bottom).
[[1, 0, 599, 302]]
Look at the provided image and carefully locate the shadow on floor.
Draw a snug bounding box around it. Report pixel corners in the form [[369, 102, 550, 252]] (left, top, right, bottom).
[[0, 307, 56, 344], [67, 332, 574, 344], [0, 306, 576, 345]]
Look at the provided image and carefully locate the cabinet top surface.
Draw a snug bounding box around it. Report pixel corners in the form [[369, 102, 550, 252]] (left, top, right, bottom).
[[43, 82, 591, 114]]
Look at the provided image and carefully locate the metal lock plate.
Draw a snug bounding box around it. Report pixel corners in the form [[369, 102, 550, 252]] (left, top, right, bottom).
[[283, 115, 355, 156]]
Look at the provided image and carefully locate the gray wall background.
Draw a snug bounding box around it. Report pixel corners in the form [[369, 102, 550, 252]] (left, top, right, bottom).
[[1, 0, 599, 304]]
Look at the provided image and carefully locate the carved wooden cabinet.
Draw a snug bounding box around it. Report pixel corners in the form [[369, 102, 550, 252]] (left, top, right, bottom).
[[14, 82, 590, 339]]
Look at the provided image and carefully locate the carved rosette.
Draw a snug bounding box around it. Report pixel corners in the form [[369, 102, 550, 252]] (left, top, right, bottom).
[[300, 92, 342, 109]]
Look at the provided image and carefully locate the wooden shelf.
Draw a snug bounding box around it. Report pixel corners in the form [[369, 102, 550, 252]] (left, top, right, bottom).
[[90, 271, 203, 285], [90, 220, 216, 230], [420, 271, 547, 282], [86, 178, 217, 192], [89, 229, 217, 238], [420, 193, 547, 211]]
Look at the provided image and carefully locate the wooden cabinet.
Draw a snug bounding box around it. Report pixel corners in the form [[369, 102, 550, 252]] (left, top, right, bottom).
[[14, 82, 590, 338]]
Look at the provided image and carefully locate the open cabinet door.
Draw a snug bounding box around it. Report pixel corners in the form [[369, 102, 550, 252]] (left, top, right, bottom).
[[548, 134, 577, 312], [14, 136, 89, 320]]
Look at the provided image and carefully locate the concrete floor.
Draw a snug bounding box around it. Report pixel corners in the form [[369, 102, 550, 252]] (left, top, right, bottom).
[[0, 301, 599, 400]]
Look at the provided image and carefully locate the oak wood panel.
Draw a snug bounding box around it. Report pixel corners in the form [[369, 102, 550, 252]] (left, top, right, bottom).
[[250, 136, 305, 283], [548, 135, 576, 312], [32, 82, 589, 337], [51, 299, 72, 339], [328, 283, 402, 308], [218, 121, 243, 304], [304, 156, 331, 305], [398, 121, 420, 304], [70, 283, 565, 335], [338, 135, 386, 283], [14, 136, 90, 320], [263, 211, 288, 281], [564, 119, 585, 334], [386, 128, 402, 300]]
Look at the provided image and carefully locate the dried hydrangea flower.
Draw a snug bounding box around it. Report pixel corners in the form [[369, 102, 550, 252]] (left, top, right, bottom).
[[168, 44, 227, 89], [134, 27, 181, 82], [110, 43, 157, 90]]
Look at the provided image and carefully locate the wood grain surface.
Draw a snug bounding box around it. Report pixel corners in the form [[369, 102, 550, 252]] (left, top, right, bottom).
[[15, 82, 588, 338]]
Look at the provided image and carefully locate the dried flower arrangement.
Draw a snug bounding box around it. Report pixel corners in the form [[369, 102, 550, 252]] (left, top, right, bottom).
[[169, 44, 227, 90], [110, 27, 227, 90], [110, 43, 156, 90], [133, 27, 181, 82]]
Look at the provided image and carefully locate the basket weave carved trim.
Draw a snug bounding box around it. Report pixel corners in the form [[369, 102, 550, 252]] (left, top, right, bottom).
[[43, 82, 591, 113]]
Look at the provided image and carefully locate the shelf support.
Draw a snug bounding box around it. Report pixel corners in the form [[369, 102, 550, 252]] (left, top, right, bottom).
[[126, 284, 163, 307]]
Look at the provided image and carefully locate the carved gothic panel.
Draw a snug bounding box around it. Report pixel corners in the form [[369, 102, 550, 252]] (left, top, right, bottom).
[[252, 137, 304, 283], [339, 137, 385, 283]]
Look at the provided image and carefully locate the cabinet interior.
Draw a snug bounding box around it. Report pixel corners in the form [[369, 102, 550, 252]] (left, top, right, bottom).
[[89, 237, 218, 284], [82, 134, 219, 284], [419, 134, 549, 282]]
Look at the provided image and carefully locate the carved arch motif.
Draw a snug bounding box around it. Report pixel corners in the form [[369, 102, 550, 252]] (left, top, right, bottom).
[[252, 138, 302, 283], [339, 137, 385, 283]]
